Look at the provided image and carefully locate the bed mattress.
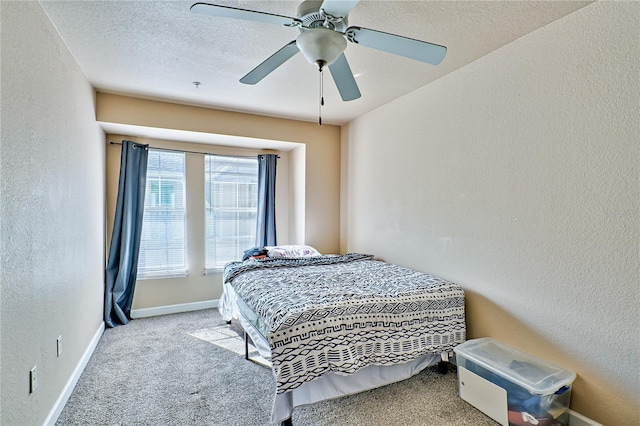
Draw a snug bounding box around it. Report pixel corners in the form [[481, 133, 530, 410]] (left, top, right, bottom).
[[222, 254, 466, 396]]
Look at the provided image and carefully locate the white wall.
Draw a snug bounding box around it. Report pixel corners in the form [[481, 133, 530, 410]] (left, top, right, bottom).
[[1, 2, 105, 425], [342, 2, 639, 424]]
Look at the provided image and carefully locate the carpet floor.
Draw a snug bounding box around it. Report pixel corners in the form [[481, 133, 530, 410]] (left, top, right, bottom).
[[55, 309, 495, 426]]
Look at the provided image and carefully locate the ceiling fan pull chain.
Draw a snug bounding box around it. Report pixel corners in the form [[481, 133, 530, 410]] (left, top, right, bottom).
[[319, 66, 324, 125]]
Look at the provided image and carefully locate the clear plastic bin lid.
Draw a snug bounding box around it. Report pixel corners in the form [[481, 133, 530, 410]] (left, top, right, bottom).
[[454, 337, 576, 394]]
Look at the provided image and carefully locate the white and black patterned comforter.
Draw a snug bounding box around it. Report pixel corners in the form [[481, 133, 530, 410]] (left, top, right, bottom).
[[223, 254, 466, 394]]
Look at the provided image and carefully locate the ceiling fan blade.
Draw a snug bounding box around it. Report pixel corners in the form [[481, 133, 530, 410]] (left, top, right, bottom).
[[190, 2, 301, 27], [320, 0, 360, 18], [328, 53, 361, 101], [346, 27, 447, 65], [240, 41, 300, 85]]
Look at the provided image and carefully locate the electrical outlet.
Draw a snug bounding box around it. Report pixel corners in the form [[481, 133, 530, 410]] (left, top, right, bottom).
[[30, 366, 38, 393], [56, 335, 62, 357]]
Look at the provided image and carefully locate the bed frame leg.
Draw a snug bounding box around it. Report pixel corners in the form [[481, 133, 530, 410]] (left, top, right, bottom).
[[437, 360, 449, 375], [280, 417, 293, 426], [244, 330, 249, 360], [226, 320, 231, 325]]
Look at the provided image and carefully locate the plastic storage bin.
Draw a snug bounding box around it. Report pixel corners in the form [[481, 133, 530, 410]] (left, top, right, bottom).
[[454, 338, 576, 426]]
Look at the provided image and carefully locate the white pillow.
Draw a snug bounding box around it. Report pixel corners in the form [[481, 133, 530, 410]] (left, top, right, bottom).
[[267, 245, 322, 258]]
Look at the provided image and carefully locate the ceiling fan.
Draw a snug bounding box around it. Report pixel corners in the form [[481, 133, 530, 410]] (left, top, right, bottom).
[[190, 0, 447, 103]]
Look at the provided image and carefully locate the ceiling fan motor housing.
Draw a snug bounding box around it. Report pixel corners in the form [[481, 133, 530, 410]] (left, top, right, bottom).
[[296, 0, 348, 32]]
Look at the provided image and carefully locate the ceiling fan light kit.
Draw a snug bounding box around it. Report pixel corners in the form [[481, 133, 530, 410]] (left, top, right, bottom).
[[191, 0, 447, 121], [297, 27, 347, 68]]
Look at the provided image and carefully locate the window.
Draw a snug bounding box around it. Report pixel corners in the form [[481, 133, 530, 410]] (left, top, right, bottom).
[[137, 150, 187, 279], [204, 155, 258, 272]]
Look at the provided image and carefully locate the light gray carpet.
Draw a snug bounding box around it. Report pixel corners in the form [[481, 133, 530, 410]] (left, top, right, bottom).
[[56, 309, 496, 426]]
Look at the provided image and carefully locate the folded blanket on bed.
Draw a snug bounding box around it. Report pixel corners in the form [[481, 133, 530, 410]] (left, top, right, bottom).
[[223, 254, 466, 394]]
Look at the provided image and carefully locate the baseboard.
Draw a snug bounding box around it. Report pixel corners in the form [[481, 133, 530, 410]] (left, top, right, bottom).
[[44, 321, 105, 426], [130, 299, 219, 319], [568, 410, 603, 426]]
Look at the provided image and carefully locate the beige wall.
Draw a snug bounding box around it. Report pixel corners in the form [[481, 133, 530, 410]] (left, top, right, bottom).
[[1, 2, 106, 425], [100, 95, 341, 308], [105, 136, 292, 309], [97, 93, 342, 256], [342, 2, 639, 425]]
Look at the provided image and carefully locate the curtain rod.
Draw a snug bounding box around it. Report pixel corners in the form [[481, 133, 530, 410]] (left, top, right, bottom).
[[109, 141, 279, 159]]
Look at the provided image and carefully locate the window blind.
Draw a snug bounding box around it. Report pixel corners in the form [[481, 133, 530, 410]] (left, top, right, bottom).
[[137, 150, 188, 279], [204, 155, 258, 273]]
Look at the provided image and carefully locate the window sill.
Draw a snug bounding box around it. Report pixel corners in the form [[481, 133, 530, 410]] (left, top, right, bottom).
[[203, 268, 224, 276], [137, 270, 189, 280]]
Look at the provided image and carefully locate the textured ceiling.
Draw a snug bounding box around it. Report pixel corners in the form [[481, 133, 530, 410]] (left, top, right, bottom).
[[40, 0, 591, 126]]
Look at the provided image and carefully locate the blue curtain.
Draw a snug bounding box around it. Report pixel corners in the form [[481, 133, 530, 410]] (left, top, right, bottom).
[[104, 141, 149, 328], [255, 154, 277, 246]]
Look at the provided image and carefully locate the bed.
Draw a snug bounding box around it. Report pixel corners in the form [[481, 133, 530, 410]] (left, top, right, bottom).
[[219, 247, 466, 425]]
